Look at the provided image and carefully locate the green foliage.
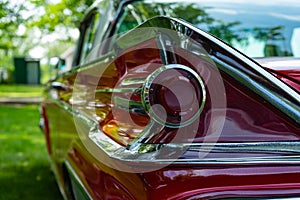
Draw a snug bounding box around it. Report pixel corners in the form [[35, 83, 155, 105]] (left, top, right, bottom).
[[120, 1, 287, 53], [29, 0, 94, 40], [0, 1, 27, 70], [0, 56, 14, 71], [120, 2, 250, 45], [0, 0, 93, 78], [0, 0, 289, 75], [208, 21, 248, 46], [0, 1, 24, 52], [172, 4, 214, 25], [0, 105, 62, 200], [252, 26, 285, 41]]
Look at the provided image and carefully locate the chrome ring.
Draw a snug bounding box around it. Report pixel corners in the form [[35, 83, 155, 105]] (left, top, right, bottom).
[[141, 64, 206, 128]]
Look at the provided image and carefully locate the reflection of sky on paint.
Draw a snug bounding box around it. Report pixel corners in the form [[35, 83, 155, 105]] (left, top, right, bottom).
[[206, 3, 300, 28], [269, 13, 300, 22], [233, 37, 265, 58], [291, 28, 300, 57]]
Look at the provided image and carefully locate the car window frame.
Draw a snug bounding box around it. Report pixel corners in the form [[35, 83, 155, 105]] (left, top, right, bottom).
[[76, 9, 101, 66], [72, 8, 97, 67], [72, 0, 131, 67]]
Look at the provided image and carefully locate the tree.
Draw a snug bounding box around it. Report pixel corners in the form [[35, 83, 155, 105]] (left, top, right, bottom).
[[0, 0, 27, 70], [28, 0, 94, 42], [0, 0, 93, 81]]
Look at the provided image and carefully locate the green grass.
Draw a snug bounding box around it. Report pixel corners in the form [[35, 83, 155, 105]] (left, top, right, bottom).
[[0, 105, 63, 200], [0, 84, 43, 98]]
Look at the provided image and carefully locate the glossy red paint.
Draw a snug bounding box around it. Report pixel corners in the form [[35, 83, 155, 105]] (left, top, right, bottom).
[[142, 166, 300, 199], [43, 35, 300, 199], [90, 43, 300, 145], [68, 148, 139, 200], [40, 105, 52, 155], [41, 1, 300, 199], [270, 68, 300, 91], [256, 57, 300, 92], [68, 144, 300, 199], [52, 47, 300, 199]]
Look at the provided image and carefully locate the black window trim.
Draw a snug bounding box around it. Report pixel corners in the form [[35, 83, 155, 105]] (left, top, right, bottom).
[[72, 7, 98, 67]]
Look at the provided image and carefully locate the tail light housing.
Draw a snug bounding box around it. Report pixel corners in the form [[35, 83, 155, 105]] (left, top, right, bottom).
[[71, 16, 300, 172], [142, 64, 206, 128]]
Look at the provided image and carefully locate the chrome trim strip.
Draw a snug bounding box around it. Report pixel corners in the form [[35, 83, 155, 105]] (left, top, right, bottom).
[[213, 57, 300, 122], [48, 159, 68, 200], [87, 108, 300, 164], [126, 120, 163, 151], [168, 17, 300, 123], [110, 17, 299, 159], [95, 88, 138, 93], [177, 141, 300, 154], [49, 97, 300, 165], [65, 160, 93, 200], [89, 117, 300, 164], [120, 77, 146, 86], [113, 96, 146, 115], [171, 18, 300, 99], [49, 16, 300, 166]]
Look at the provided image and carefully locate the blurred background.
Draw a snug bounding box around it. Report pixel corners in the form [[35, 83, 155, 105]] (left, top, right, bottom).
[[0, 0, 93, 199]]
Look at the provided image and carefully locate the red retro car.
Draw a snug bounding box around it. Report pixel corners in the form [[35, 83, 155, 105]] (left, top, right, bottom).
[[40, 0, 300, 199]]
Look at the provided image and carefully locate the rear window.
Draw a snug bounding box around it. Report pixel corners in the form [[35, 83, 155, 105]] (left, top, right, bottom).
[[116, 0, 300, 58]]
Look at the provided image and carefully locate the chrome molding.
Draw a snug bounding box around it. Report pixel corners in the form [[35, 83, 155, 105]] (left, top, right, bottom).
[[65, 160, 93, 200], [141, 64, 206, 128], [120, 77, 146, 86], [95, 88, 138, 93], [126, 119, 163, 151], [113, 96, 146, 115], [183, 141, 300, 154], [117, 16, 299, 123], [88, 114, 300, 164], [168, 17, 300, 124], [50, 16, 300, 167], [48, 94, 300, 165]]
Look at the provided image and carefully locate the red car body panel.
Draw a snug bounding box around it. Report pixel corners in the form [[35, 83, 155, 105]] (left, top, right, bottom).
[[40, 1, 300, 199], [66, 40, 300, 146], [256, 57, 300, 92], [68, 149, 300, 199], [42, 44, 300, 199]]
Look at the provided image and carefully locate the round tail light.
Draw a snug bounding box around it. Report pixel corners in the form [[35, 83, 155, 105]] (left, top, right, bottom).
[[142, 64, 206, 128]]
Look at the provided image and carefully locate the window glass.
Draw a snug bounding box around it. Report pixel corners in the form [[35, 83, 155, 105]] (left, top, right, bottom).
[[116, 0, 300, 58], [79, 12, 101, 65]]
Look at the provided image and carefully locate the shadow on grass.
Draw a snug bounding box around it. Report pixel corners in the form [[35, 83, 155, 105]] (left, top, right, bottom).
[[0, 105, 63, 200], [0, 164, 62, 200]]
